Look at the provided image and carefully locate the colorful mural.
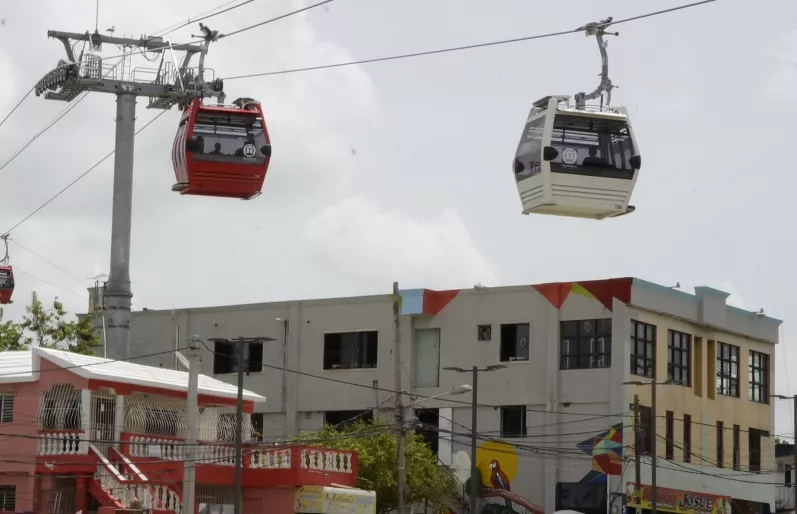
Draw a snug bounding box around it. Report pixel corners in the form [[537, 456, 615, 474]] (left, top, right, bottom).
[[474, 441, 544, 514], [533, 278, 633, 311], [575, 422, 624, 483]]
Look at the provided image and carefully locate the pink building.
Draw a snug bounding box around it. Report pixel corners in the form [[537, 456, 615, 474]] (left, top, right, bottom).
[[0, 347, 363, 514]]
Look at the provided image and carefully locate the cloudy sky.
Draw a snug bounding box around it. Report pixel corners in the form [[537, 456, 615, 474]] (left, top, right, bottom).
[[0, 0, 795, 435]]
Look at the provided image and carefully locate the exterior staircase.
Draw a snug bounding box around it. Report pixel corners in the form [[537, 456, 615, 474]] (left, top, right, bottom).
[[89, 444, 183, 514]]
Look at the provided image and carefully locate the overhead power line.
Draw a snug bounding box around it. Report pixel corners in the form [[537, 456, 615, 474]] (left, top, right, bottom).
[[9, 240, 88, 285], [0, 86, 35, 130], [1, 110, 168, 237], [151, 0, 253, 37], [222, 0, 718, 81], [12, 267, 87, 299]]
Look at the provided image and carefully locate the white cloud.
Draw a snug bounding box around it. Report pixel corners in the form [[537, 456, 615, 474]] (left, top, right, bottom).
[[299, 197, 499, 290]]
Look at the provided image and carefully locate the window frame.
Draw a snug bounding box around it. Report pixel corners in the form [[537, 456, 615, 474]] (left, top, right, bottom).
[[716, 421, 724, 468], [0, 392, 14, 423], [0, 485, 15, 512], [665, 411, 674, 460], [749, 350, 769, 404], [322, 330, 379, 371], [630, 320, 656, 378], [559, 319, 612, 370], [499, 323, 530, 363], [667, 330, 692, 387], [732, 424, 741, 471], [716, 342, 740, 398], [683, 414, 692, 463], [500, 406, 527, 438], [748, 428, 769, 473], [632, 404, 653, 456]]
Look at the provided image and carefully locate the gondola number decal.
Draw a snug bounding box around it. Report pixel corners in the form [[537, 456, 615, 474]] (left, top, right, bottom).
[[562, 148, 578, 165], [243, 143, 257, 158]]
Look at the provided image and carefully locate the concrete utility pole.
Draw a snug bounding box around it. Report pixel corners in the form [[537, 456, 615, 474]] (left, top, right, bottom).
[[34, 28, 225, 360], [392, 282, 407, 514], [633, 394, 642, 514], [183, 341, 201, 514]]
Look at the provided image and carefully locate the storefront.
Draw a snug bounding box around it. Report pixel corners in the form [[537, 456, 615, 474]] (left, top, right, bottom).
[[294, 485, 377, 514], [625, 483, 769, 514]]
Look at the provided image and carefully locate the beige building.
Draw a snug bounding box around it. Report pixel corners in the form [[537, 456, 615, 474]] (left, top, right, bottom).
[[87, 277, 782, 514]]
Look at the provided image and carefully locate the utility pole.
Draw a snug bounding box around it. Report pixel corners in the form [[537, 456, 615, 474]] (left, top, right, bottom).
[[470, 366, 478, 514], [34, 28, 225, 360], [651, 382, 658, 514], [393, 282, 406, 514], [633, 395, 642, 514], [183, 341, 201, 514]]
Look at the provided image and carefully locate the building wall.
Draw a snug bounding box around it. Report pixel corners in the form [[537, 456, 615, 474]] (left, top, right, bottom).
[[118, 278, 781, 514]]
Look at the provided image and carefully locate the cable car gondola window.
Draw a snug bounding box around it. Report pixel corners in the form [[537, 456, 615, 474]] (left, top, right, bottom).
[[0, 270, 12, 289], [188, 112, 269, 165], [514, 116, 545, 182], [549, 115, 635, 180]]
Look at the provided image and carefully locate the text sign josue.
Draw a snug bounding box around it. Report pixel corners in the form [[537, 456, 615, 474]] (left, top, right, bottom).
[[294, 486, 376, 514], [626, 483, 732, 514]]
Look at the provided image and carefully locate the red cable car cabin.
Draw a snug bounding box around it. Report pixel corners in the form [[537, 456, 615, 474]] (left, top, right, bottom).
[[172, 98, 272, 200], [0, 266, 14, 305]]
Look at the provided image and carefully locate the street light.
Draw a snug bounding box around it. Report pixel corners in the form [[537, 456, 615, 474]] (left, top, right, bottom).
[[623, 379, 684, 514], [406, 385, 474, 407], [772, 394, 796, 481], [443, 365, 508, 514]]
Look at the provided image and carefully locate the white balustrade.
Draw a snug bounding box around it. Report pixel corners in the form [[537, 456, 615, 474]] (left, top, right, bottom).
[[37, 431, 88, 455], [94, 460, 182, 514], [128, 435, 235, 466], [300, 448, 354, 473], [250, 448, 292, 469]]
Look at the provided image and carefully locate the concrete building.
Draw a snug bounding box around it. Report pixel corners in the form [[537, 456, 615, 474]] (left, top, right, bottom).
[[96, 277, 782, 514]]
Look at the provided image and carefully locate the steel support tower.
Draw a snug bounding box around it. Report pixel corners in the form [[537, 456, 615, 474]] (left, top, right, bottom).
[[34, 27, 226, 360]]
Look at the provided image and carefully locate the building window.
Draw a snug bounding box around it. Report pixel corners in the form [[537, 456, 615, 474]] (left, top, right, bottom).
[[324, 410, 374, 428], [559, 319, 612, 370], [630, 320, 656, 378], [733, 424, 740, 471], [632, 404, 653, 456], [716, 342, 740, 397], [212, 340, 264, 374], [500, 324, 530, 362], [0, 393, 13, 423], [414, 408, 440, 454], [665, 411, 674, 460], [251, 413, 264, 441], [749, 351, 769, 404], [749, 428, 767, 473], [0, 486, 15, 512], [716, 421, 724, 468], [323, 331, 378, 370], [683, 414, 691, 463], [477, 325, 492, 342], [667, 330, 691, 386], [500, 406, 527, 438]]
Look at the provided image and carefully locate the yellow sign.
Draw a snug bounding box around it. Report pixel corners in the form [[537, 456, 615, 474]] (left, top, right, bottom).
[[295, 486, 376, 514]]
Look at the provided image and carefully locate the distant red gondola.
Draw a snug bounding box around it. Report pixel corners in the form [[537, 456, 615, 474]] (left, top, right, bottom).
[[0, 266, 14, 305], [172, 97, 272, 200]]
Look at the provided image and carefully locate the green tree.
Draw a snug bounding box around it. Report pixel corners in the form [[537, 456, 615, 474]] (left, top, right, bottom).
[[0, 307, 24, 351], [0, 292, 97, 355], [292, 419, 459, 514]]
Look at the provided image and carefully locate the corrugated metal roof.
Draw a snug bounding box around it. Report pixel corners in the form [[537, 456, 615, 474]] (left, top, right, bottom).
[[0, 348, 265, 402]]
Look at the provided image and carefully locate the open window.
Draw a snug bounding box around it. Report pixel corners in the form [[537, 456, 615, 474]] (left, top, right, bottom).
[[323, 331, 378, 370], [213, 340, 263, 374], [500, 323, 530, 362]]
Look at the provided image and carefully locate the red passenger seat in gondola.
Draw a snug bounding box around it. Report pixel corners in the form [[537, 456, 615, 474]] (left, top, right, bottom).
[[0, 266, 15, 305], [172, 97, 272, 200]]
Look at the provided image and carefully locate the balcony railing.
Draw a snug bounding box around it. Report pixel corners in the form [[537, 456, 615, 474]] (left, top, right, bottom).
[[38, 430, 89, 456], [777, 485, 795, 512], [121, 433, 357, 474]]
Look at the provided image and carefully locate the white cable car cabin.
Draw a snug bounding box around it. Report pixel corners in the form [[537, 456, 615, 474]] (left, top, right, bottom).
[[512, 95, 640, 220]]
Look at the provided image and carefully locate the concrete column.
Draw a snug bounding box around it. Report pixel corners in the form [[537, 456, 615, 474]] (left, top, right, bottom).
[[114, 394, 125, 449], [543, 302, 560, 514], [80, 389, 92, 453], [285, 303, 301, 437]]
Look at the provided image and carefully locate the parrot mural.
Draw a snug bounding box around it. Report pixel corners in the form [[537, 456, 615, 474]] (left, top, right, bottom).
[[489, 459, 512, 508]]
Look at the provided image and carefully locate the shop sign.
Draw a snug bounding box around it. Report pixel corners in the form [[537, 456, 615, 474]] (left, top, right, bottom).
[[625, 483, 732, 514], [295, 485, 376, 514]]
